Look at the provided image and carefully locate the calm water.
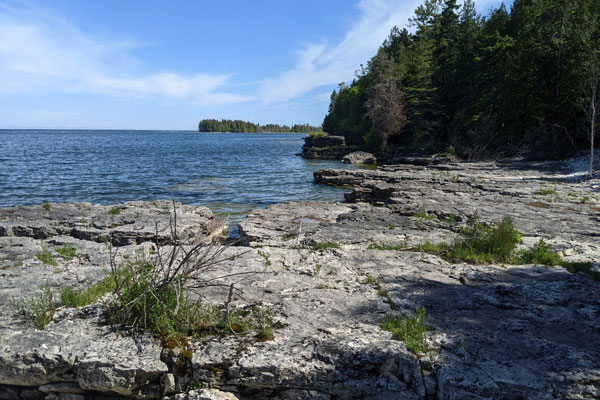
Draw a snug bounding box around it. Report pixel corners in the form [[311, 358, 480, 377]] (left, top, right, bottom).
[[0, 130, 352, 232]]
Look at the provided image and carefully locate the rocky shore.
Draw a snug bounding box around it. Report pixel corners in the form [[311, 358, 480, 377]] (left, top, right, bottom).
[[0, 158, 599, 399]]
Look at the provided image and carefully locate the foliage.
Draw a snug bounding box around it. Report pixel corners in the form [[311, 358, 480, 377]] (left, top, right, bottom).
[[16, 284, 56, 330], [37, 245, 58, 266], [308, 130, 326, 138], [311, 241, 340, 250], [381, 306, 434, 353], [517, 239, 562, 266], [198, 119, 319, 133], [42, 203, 51, 211], [61, 271, 123, 307], [109, 206, 121, 215], [56, 244, 77, 261], [321, 0, 600, 157], [415, 216, 522, 263]]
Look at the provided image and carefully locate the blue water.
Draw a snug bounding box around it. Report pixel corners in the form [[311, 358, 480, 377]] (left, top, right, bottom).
[[0, 130, 353, 231]]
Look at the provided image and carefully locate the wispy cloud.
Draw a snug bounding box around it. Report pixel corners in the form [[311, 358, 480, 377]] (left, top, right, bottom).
[[0, 2, 250, 105], [260, 0, 421, 104]]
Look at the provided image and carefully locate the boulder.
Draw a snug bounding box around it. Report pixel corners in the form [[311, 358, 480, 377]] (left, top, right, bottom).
[[342, 151, 377, 164]]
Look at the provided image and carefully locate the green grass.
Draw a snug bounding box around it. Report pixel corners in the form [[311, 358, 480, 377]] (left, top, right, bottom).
[[258, 250, 272, 266], [387, 224, 397, 230], [16, 284, 56, 330], [413, 209, 437, 219], [312, 241, 339, 250], [414, 217, 522, 264], [56, 244, 77, 261], [308, 130, 326, 138], [368, 243, 407, 251], [580, 196, 590, 204], [282, 233, 297, 241], [109, 206, 121, 215], [36, 245, 58, 266], [444, 213, 457, 224], [381, 306, 434, 354], [42, 202, 51, 211], [365, 274, 380, 285], [534, 188, 558, 196], [61, 271, 123, 307]]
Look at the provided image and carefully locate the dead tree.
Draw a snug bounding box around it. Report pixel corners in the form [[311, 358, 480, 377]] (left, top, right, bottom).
[[580, 73, 600, 177]]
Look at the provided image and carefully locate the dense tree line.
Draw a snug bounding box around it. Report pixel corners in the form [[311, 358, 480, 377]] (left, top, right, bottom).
[[198, 119, 319, 133], [323, 0, 600, 158]]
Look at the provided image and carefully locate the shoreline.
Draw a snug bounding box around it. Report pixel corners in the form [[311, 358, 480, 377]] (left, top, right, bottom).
[[0, 156, 599, 399]]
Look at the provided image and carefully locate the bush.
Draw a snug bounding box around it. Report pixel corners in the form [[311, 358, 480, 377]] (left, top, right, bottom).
[[312, 241, 339, 250], [308, 130, 326, 138], [518, 239, 562, 266]]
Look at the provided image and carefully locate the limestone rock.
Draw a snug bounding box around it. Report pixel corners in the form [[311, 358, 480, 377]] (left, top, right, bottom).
[[342, 151, 377, 164]]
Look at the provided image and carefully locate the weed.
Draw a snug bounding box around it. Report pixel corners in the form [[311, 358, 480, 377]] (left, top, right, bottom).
[[312, 241, 339, 250], [258, 250, 272, 266], [315, 264, 321, 274], [414, 217, 522, 264], [308, 130, 326, 138], [16, 284, 56, 330], [60, 270, 125, 307], [282, 233, 297, 241], [365, 274, 380, 285], [327, 269, 336, 276], [36, 245, 58, 266], [42, 203, 51, 211], [109, 206, 121, 215], [518, 239, 562, 266], [581, 196, 590, 204], [387, 224, 397, 230], [534, 188, 558, 196], [368, 243, 407, 251], [56, 244, 77, 261], [381, 306, 434, 354], [445, 214, 456, 224], [413, 208, 437, 219]]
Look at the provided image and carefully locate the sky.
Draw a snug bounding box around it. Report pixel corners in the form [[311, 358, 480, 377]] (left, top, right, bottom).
[[0, 0, 511, 130]]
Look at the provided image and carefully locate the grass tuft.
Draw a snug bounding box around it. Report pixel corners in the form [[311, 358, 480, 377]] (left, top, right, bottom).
[[534, 188, 558, 196], [381, 306, 434, 354], [56, 244, 77, 261], [368, 243, 407, 251], [42, 203, 51, 211], [16, 284, 56, 330], [109, 206, 121, 215], [312, 241, 339, 250], [37, 245, 58, 266]]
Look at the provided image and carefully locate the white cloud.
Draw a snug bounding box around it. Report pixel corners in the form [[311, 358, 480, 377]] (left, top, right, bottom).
[[0, 4, 250, 105], [260, 0, 422, 104]]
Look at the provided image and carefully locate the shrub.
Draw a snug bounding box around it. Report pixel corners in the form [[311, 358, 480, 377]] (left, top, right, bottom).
[[308, 130, 326, 138], [42, 203, 51, 211], [109, 206, 121, 215], [381, 306, 434, 354], [518, 239, 562, 266]]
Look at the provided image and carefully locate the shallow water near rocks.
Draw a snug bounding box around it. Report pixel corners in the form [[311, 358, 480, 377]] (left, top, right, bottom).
[[0, 130, 354, 233]]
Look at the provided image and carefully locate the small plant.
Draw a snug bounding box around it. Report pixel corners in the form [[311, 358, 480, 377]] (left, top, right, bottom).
[[581, 196, 590, 204], [312, 241, 339, 250], [315, 264, 321, 274], [61, 270, 123, 307], [518, 239, 562, 266], [56, 244, 77, 261], [368, 243, 406, 251], [387, 224, 397, 230], [282, 233, 297, 241], [413, 208, 437, 219], [381, 306, 434, 354], [258, 250, 272, 266], [445, 214, 456, 224], [308, 130, 326, 138], [42, 203, 51, 211], [534, 188, 558, 196], [16, 284, 56, 330], [365, 274, 380, 285], [109, 206, 121, 215], [36, 245, 58, 266]]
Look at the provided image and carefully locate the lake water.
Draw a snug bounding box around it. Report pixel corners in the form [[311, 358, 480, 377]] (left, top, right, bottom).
[[0, 130, 353, 232]]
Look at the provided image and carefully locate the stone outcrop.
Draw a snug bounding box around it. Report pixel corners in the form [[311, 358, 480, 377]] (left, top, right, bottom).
[[301, 135, 359, 160], [1, 156, 599, 399], [342, 151, 376, 164]]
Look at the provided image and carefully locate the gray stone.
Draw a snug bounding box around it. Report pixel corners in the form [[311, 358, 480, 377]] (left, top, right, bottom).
[[342, 151, 377, 164]]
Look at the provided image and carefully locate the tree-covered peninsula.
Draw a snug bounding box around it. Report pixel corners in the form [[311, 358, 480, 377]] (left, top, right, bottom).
[[322, 0, 600, 160], [198, 119, 320, 133]]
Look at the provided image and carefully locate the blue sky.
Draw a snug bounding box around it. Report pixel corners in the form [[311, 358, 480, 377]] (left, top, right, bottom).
[[0, 0, 510, 130]]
